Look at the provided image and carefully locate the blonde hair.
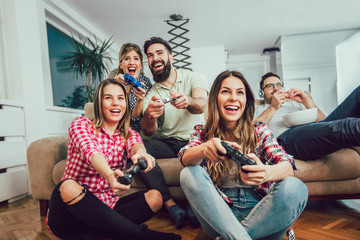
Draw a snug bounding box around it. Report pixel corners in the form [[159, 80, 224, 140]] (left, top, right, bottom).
[[117, 43, 143, 75], [93, 78, 131, 139], [205, 70, 257, 185]]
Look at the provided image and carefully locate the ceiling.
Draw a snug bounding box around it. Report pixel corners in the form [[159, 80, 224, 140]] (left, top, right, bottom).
[[61, 0, 360, 56]]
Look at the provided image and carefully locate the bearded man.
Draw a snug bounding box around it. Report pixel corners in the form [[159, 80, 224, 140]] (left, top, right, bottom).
[[139, 36, 208, 228]]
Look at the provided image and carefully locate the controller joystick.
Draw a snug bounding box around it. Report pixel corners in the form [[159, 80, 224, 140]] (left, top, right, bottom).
[[117, 158, 148, 185], [124, 73, 145, 90], [217, 141, 256, 173]]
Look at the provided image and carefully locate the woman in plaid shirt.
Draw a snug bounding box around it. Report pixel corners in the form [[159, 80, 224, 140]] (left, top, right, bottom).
[[47, 79, 180, 240], [179, 71, 308, 240]]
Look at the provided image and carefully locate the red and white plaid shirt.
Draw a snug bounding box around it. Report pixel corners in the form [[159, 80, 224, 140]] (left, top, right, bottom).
[[62, 117, 143, 209], [179, 122, 296, 201], [178, 122, 297, 239]]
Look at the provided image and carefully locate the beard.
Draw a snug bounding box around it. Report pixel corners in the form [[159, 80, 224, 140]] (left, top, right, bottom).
[[151, 60, 172, 83]]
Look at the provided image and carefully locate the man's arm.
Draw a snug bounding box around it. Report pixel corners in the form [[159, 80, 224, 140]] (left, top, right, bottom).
[[255, 91, 286, 124], [140, 95, 164, 137], [255, 105, 280, 125], [170, 87, 208, 114], [303, 91, 326, 122], [140, 108, 158, 137], [186, 87, 208, 114], [288, 89, 326, 122]]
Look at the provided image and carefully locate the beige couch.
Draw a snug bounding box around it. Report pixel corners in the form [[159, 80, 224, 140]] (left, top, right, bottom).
[[27, 135, 186, 216], [27, 135, 360, 216], [27, 103, 360, 216]]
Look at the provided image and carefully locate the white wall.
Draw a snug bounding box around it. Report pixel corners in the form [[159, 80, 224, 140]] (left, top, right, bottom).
[[0, 0, 119, 145], [226, 53, 271, 97], [336, 31, 360, 104], [143, 45, 226, 90], [281, 29, 358, 115], [190, 45, 226, 90]]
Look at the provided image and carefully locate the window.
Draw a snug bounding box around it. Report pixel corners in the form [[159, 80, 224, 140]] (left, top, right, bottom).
[[46, 23, 87, 109]]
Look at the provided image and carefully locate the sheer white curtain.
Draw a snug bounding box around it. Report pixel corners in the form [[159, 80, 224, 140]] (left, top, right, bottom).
[[0, 1, 7, 99]]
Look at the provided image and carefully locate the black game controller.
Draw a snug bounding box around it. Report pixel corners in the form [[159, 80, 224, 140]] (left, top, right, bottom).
[[117, 158, 148, 185], [217, 141, 256, 173]]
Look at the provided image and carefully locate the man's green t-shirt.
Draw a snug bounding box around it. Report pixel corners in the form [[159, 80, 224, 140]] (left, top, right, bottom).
[[143, 69, 208, 141]]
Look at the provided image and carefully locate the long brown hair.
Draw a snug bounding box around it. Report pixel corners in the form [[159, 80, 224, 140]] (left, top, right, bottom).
[[205, 70, 257, 185], [93, 78, 131, 139]]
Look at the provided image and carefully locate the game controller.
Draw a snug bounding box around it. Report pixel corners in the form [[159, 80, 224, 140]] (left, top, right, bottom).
[[117, 158, 148, 185], [217, 141, 256, 173], [124, 73, 145, 90], [155, 97, 178, 104]]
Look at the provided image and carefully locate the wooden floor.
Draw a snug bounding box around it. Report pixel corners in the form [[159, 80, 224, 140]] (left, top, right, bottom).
[[1, 197, 360, 240]]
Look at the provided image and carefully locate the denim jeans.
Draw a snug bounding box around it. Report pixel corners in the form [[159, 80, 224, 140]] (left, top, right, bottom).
[[278, 85, 360, 160], [180, 165, 308, 240]]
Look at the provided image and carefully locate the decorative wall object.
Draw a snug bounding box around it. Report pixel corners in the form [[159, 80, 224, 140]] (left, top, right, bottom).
[[165, 14, 192, 70]]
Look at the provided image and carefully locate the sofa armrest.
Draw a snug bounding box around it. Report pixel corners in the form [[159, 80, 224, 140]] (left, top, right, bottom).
[[27, 135, 68, 200]]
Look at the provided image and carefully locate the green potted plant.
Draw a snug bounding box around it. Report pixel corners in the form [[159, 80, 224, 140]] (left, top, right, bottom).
[[62, 35, 114, 102]]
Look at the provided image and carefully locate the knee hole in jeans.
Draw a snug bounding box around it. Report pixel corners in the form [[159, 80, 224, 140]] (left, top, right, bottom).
[[145, 189, 163, 212], [59, 179, 86, 205]]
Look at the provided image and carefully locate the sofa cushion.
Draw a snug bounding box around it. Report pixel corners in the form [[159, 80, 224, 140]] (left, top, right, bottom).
[[84, 102, 94, 120], [119, 158, 184, 188], [305, 178, 360, 196], [52, 158, 184, 187], [53, 159, 66, 184], [52, 157, 186, 200], [294, 148, 360, 182]]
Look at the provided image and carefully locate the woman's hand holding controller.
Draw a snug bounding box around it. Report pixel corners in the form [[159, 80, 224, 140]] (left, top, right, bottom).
[[108, 169, 131, 195], [205, 139, 243, 163], [240, 154, 268, 185], [202, 138, 228, 162], [114, 74, 133, 92], [133, 86, 146, 101], [131, 152, 155, 173]]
